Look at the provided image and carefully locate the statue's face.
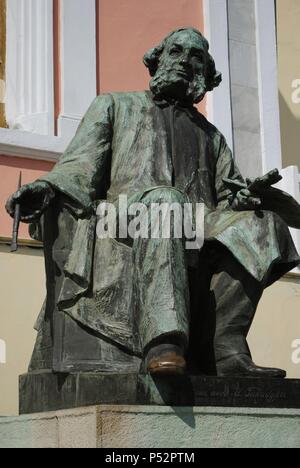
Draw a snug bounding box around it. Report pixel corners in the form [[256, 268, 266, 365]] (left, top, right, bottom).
[[159, 30, 208, 86], [150, 30, 209, 104]]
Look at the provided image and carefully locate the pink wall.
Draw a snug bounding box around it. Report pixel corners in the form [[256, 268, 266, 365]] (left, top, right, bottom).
[[0, 156, 54, 239], [98, 0, 205, 113]]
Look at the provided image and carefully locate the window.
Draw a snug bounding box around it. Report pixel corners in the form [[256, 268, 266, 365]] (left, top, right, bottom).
[[6, 0, 55, 135], [4, 0, 98, 139]]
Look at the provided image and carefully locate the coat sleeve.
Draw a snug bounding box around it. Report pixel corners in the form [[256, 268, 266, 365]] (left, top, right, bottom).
[[214, 134, 245, 209], [39, 94, 114, 215]]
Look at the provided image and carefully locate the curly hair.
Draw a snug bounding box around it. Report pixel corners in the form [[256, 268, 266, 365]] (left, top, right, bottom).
[[143, 28, 222, 92]]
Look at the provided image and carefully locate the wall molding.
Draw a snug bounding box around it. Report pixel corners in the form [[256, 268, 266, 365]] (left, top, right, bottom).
[[204, 0, 233, 150], [279, 165, 300, 261], [0, 0, 7, 128], [0, 128, 66, 161], [255, 0, 283, 173], [57, 114, 82, 139]]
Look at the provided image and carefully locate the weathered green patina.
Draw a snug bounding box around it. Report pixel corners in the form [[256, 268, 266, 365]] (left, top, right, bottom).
[[6, 29, 300, 383]]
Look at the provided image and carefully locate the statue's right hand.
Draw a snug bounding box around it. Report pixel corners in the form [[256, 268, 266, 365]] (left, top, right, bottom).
[[5, 181, 55, 223]]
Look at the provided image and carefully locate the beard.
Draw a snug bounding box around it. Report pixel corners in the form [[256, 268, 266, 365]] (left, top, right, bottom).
[[149, 66, 207, 105]]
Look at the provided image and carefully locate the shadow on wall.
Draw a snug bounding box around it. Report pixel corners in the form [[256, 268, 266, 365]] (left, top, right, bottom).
[[279, 91, 300, 168]]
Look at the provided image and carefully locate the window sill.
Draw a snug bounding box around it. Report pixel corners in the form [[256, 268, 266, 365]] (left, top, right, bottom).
[[0, 128, 70, 162]]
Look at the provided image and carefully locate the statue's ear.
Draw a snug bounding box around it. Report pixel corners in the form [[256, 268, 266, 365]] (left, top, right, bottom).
[[206, 54, 222, 91]]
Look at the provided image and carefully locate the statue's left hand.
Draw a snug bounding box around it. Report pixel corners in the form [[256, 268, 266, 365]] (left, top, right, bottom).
[[231, 188, 262, 211], [226, 169, 283, 211]]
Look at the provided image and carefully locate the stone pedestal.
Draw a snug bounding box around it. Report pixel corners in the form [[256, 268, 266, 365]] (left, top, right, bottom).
[[19, 372, 300, 415], [1, 405, 300, 448]]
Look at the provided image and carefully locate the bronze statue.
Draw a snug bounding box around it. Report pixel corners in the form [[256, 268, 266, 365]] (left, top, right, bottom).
[[6, 28, 300, 379]]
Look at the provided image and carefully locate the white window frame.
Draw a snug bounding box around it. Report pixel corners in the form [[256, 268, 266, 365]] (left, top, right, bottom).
[[58, 0, 97, 138], [0, 0, 98, 161], [5, 0, 55, 136], [255, 0, 283, 173], [0, 0, 62, 161]]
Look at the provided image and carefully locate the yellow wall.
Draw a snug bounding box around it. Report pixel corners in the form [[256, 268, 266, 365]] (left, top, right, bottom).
[[1, 243, 300, 416], [0, 245, 45, 416], [277, 0, 300, 168], [249, 275, 300, 379]]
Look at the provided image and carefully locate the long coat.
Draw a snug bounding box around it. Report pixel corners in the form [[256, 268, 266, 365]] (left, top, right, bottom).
[[38, 91, 300, 355]]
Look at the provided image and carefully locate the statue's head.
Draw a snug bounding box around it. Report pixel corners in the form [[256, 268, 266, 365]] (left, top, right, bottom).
[[143, 28, 222, 105]]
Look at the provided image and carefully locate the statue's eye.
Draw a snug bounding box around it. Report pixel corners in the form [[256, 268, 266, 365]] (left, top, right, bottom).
[[170, 48, 181, 56], [194, 52, 204, 62]]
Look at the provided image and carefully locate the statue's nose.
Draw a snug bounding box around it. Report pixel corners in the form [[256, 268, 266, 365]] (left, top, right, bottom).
[[179, 55, 191, 68], [180, 57, 189, 65]]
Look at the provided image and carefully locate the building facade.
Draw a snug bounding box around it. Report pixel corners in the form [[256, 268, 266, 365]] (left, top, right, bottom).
[[0, 0, 300, 416]]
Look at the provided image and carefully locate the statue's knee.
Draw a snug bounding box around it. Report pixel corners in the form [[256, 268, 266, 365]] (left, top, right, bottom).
[[143, 188, 187, 205]]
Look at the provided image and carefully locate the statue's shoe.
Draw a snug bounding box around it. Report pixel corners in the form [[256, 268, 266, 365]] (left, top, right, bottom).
[[216, 354, 286, 379], [146, 344, 186, 376]]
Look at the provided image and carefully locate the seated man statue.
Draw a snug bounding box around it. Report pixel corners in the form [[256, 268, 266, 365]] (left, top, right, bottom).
[[6, 28, 300, 379]]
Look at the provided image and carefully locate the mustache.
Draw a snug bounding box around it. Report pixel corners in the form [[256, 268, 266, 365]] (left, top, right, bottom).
[[172, 68, 193, 79], [160, 65, 193, 79]]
